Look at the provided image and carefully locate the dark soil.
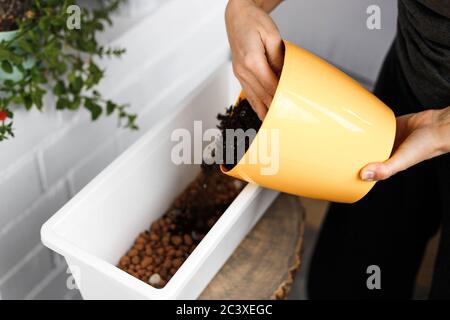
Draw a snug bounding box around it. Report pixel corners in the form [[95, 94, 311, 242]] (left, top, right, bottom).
[[117, 169, 244, 288], [0, 0, 28, 32], [118, 99, 260, 288], [215, 98, 262, 170]]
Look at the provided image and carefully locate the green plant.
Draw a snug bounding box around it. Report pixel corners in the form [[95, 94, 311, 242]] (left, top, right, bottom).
[[0, 0, 137, 141]]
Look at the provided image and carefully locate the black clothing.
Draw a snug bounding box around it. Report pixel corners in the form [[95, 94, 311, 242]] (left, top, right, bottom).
[[396, 0, 450, 107]]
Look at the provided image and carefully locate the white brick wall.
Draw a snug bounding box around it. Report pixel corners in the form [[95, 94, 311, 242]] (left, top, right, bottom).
[[0, 0, 229, 300], [0, 245, 54, 300]]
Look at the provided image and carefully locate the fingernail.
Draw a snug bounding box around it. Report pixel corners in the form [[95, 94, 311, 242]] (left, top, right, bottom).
[[362, 171, 375, 181]]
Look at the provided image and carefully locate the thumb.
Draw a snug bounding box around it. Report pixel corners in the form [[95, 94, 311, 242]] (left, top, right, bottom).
[[360, 128, 437, 181], [360, 161, 397, 181]]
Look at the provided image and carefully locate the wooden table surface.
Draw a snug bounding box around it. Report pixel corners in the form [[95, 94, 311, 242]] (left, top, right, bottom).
[[200, 193, 305, 300]]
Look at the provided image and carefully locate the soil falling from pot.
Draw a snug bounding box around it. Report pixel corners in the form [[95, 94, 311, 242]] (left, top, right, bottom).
[[215, 98, 262, 171], [118, 99, 261, 288]]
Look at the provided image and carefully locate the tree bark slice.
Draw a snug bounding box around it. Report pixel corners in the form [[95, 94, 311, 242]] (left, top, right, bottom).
[[199, 193, 305, 300]]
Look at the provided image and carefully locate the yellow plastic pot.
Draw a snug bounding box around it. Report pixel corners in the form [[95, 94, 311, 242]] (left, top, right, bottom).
[[221, 40, 396, 203]]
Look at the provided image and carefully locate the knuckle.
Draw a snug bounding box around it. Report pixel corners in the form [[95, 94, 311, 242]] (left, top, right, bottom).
[[248, 97, 261, 111], [247, 96, 257, 107], [266, 32, 282, 47], [259, 90, 272, 106], [232, 63, 245, 79], [262, 95, 272, 108], [243, 53, 260, 69]]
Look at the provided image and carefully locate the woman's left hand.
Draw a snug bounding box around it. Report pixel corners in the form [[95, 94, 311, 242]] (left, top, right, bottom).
[[360, 106, 450, 181]]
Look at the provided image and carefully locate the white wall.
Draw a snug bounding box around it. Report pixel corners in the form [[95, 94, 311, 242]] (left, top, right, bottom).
[[272, 0, 397, 86]]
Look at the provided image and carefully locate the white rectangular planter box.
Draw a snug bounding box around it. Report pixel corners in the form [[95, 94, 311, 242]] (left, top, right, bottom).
[[41, 64, 279, 300]]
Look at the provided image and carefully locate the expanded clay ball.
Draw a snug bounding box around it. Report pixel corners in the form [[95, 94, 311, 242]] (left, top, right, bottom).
[[183, 234, 193, 246], [131, 256, 140, 265], [128, 248, 138, 257], [148, 273, 161, 286], [141, 256, 152, 268], [170, 235, 183, 246], [119, 256, 130, 268]]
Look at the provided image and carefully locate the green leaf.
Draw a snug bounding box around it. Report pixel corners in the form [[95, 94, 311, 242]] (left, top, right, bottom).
[[32, 87, 46, 110], [38, 16, 52, 31], [17, 39, 34, 53], [23, 95, 33, 110], [69, 76, 83, 94], [43, 41, 61, 64], [106, 101, 116, 115], [11, 95, 23, 104], [85, 98, 102, 120], [85, 62, 103, 88], [1, 60, 13, 74], [3, 79, 14, 87], [46, 0, 60, 6], [70, 97, 81, 110], [0, 48, 12, 61], [56, 97, 69, 110], [50, 16, 65, 27], [0, 48, 21, 64], [53, 81, 66, 95], [31, 70, 47, 84], [55, 61, 67, 75]]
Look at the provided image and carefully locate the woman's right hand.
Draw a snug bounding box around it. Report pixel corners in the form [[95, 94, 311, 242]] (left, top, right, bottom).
[[225, 0, 284, 120]]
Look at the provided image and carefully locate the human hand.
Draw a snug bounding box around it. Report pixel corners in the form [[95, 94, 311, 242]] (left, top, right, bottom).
[[360, 107, 450, 181], [225, 0, 284, 120]]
